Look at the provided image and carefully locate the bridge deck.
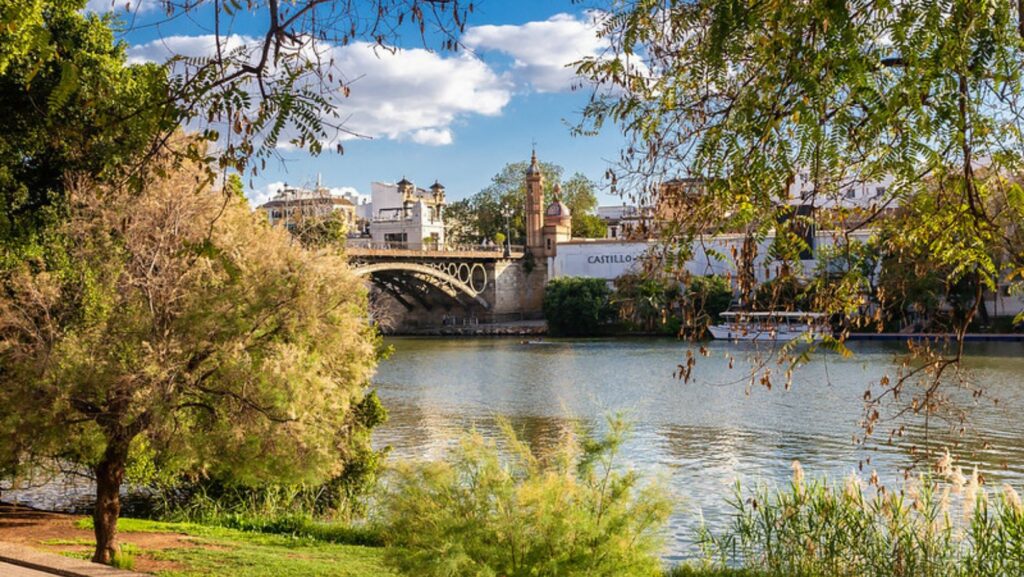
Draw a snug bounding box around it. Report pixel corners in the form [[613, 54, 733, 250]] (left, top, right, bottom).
[[347, 248, 523, 260]]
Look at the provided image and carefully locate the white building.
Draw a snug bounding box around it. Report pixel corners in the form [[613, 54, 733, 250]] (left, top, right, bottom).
[[787, 170, 895, 209], [367, 178, 447, 249]]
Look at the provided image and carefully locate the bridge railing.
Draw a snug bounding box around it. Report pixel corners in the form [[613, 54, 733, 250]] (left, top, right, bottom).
[[346, 238, 525, 255]]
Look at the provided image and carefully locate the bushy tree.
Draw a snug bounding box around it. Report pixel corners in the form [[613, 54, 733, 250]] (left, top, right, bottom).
[[0, 145, 381, 563], [544, 277, 612, 336], [612, 273, 681, 333], [683, 275, 733, 336], [0, 0, 171, 250], [381, 416, 672, 577], [457, 163, 603, 243]]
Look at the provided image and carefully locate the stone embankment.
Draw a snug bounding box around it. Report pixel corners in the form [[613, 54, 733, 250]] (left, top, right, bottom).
[[399, 320, 547, 337]]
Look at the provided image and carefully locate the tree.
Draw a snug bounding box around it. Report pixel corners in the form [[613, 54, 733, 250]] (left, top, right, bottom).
[[442, 198, 480, 246], [544, 277, 612, 336], [684, 275, 733, 336], [459, 162, 604, 243], [578, 0, 1024, 443], [0, 0, 171, 251], [0, 144, 381, 564], [612, 273, 681, 333], [573, 212, 609, 239]]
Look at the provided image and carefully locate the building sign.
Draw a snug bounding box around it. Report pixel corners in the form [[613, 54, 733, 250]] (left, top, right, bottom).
[[551, 241, 651, 280], [586, 254, 636, 265]]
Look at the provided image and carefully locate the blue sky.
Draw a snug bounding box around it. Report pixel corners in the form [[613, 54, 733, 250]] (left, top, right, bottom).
[[94, 0, 627, 206]]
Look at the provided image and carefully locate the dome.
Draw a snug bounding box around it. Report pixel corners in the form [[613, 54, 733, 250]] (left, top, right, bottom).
[[396, 176, 412, 187], [526, 149, 541, 177], [430, 180, 445, 191], [545, 200, 570, 218]]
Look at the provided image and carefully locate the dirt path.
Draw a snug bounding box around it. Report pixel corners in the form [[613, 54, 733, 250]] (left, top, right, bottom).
[[0, 503, 192, 574]]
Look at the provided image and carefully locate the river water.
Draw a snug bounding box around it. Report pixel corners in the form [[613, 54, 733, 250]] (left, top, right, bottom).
[[371, 337, 1024, 561]]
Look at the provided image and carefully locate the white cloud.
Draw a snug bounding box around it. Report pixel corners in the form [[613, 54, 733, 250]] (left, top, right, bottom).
[[329, 42, 510, 143], [247, 181, 369, 207], [249, 181, 284, 207], [409, 128, 453, 146], [463, 12, 607, 93], [328, 186, 370, 205], [86, 0, 158, 14], [126, 36, 511, 147], [126, 34, 258, 65]]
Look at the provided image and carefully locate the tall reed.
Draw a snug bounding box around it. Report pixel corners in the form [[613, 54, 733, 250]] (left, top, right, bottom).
[[693, 459, 1024, 577]]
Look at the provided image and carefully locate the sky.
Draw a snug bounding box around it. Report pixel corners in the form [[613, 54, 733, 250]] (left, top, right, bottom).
[[91, 0, 628, 207]]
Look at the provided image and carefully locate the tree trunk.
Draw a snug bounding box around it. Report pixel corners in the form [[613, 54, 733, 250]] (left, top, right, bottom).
[[92, 439, 129, 565]]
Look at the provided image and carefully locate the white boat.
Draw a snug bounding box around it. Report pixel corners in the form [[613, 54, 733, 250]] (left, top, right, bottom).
[[708, 311, 830, 342]]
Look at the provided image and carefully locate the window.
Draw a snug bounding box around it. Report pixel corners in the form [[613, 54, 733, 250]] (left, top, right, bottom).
[[546, 238, 552, 250]]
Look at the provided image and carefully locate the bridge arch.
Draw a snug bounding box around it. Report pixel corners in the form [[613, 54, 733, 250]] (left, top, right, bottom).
[[351, 262, 490, 309]]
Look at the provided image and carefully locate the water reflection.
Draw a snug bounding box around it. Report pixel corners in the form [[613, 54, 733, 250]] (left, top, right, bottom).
[[372, 337, 1024, 558]]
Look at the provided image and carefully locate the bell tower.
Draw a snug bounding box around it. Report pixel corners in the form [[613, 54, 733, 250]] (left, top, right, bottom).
[[525, 149, 544, 252]]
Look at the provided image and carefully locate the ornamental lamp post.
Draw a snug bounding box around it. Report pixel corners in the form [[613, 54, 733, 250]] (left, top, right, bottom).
[[501, 203, 512, 257]]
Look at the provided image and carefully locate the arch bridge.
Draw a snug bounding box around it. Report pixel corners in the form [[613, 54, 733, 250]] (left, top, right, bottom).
[[347, 243, 526, 315]]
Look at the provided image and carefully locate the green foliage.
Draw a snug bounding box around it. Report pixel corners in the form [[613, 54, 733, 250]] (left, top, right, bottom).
[[380, 416, 672, 577], [574, 211, 608, 239], [0, 146, 382, 560], [576, 0, 1024, 434], [110, 543, 137, 570], [682, 275, 733, 336], [453, 162, 602, 244], [697, 464, 1024, 577], [752, 276, 811, 312], [612, 273, 681, 333], [544, 276, 612, 336], [225, 173, 246, 199], [0, 0, 171, 249], [292, 209, 352, 249]]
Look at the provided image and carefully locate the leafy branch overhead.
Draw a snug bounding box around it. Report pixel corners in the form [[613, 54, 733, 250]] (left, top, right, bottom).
[[159, 0, 475, 173], [576, 1, 1024, 443]]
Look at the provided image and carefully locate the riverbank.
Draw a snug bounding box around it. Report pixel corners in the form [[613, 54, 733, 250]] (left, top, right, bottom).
[[0, 503, 394, 577]]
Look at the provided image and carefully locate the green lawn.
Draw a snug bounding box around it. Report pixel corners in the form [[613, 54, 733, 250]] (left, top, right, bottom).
[[75, 518, 395, 577]]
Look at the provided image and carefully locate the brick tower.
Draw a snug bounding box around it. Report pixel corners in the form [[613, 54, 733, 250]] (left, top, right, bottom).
[[525, 149, 544, 252]]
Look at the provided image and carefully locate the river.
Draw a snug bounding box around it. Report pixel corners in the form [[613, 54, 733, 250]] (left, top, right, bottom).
[[371, 337, 1024, 561]]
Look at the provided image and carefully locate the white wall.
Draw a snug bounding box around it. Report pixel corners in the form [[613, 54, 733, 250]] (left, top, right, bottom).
[[551, 231, 878, 283], [549, 241, 652, 280]]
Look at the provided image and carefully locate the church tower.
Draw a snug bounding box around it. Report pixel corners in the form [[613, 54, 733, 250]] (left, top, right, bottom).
[[525, 149, 544, 252]]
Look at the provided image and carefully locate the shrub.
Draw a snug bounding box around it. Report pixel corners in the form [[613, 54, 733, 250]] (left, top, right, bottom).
[[612, 273, 682, 333], [697, 460, 1024, 577], [544, 276, 612, 336], [380, 416, 672, 577]]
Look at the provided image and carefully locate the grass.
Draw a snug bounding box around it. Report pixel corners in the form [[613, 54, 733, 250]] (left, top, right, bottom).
[[73, 517, 395, 577]]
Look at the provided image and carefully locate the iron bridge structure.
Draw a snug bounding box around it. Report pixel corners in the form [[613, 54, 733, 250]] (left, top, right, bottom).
[[347, 245, 524, 313]]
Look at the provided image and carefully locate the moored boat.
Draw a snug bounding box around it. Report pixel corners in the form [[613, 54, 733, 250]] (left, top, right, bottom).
[[708, 311, 829, 342]]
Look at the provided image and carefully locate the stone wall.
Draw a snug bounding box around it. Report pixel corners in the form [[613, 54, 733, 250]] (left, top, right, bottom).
[[489, 257, 546, 319]]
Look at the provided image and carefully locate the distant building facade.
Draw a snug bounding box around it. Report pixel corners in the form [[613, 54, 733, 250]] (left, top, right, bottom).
[[258, 183, 357, 233], [368, 178, 447, 249]]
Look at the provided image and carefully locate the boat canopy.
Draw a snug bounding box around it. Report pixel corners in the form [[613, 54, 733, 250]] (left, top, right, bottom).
[[720, 311, 828, 319]]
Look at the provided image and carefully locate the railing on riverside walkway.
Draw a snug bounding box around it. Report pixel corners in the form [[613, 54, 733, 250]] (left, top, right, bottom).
[[346, 237, 525, 255]]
